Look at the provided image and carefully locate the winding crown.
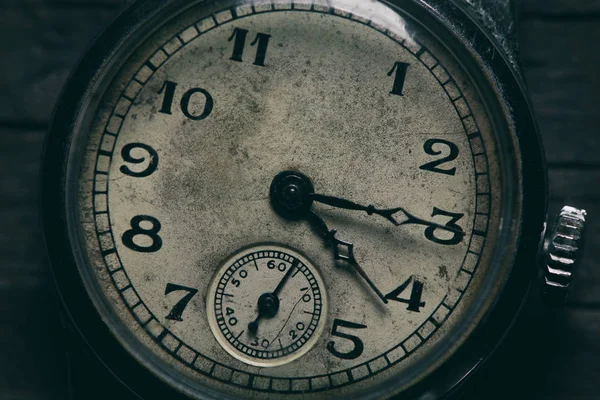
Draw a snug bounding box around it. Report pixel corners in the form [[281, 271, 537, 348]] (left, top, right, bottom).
[[543, 206, 587, 305]]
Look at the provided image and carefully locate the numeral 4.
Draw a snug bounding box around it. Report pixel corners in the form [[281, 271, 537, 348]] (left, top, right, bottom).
[[385, 276, 425, 312]]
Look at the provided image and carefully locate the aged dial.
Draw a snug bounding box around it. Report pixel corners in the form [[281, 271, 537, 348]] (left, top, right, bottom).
[[206, 244, 327, 367], [67, 0, 520, 398]]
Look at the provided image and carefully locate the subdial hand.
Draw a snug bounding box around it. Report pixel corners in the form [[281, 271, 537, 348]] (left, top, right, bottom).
[[248, 259, 299, 334], [310, 193, 465, 237]]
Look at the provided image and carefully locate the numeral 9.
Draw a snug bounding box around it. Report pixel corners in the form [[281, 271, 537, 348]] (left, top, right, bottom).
[[120, 143, 159, 178]]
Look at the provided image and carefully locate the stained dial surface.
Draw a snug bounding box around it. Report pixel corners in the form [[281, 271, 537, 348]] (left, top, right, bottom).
[[77, 1, 507, 398]]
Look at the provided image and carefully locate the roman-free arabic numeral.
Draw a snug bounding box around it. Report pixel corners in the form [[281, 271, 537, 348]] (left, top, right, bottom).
[[327, 319, 367, 360], [158, 80, 214, 120], [121, 215, 163, 252], [250, 338, 270, 348], [425, 207, 465, 245], [165, 283, 198, 321], [231, 269, 248, 288], [225, 307, 238, 326], [228, 27, 272, 66], [289, 322, 306, 340], [388, 61, 409, 96], [419, 139, 459, 176], [158, 80, 177, 114], [120, 143, 159, 178], [385, 276, 425, 312]]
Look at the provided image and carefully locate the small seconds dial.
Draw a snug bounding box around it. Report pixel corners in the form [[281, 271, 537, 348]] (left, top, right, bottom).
[[206, 244, 328, 367]]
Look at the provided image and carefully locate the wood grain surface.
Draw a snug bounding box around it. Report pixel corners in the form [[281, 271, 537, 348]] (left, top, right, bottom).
[[0, 1, 597, 399]]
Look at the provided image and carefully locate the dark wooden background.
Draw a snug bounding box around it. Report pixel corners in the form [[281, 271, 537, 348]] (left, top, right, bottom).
[[1, 0, 598, 399]]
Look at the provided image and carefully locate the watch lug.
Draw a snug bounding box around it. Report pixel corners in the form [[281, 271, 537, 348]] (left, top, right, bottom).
[[453, 0, 519, 70]]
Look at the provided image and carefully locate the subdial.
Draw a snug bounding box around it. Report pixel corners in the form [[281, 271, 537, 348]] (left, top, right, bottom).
[[206, 244, 328, 367]]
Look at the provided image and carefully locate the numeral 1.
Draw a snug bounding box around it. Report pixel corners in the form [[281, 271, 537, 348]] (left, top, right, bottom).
[[388, 61, 410, 96], [228, 27, 272, 66]]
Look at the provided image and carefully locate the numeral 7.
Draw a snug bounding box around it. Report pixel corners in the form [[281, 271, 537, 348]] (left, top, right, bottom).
[[165, 283, 198, 321]]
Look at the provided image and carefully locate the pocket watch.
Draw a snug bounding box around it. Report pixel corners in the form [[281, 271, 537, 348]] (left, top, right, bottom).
[[42, 0, 587, 399]]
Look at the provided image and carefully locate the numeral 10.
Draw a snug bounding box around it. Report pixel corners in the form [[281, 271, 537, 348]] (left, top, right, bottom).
[[158, 80, 214, 120]]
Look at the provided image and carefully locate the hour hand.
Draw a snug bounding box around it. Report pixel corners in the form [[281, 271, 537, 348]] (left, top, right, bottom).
[[310, 193, 403, 225], [311, 193, 465, 237]]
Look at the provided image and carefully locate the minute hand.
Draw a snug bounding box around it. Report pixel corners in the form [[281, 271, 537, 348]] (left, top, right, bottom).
[[310, 193, 464, 237], [307, 211, 388, 304]]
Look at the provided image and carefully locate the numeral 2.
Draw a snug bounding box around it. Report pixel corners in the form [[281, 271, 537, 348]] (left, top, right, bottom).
[[165, 283, 198, 321], [385, 276, 425, 312], [327, 319, 367, 360], [419, 139, 459, 176], [158, 80, 214, 120], [229, 27, 271, 66]]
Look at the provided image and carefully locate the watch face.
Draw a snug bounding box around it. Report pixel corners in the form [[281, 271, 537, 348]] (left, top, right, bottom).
[[54, 0, 525, 398]]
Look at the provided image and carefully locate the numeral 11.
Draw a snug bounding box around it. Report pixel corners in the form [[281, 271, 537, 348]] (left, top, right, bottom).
[[229, 27, 272, 66]]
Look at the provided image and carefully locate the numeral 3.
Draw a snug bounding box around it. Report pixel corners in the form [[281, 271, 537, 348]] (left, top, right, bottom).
[[425, 208, 465, 245]]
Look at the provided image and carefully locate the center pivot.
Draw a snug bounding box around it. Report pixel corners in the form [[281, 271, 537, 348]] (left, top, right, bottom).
[[248, 292, 281, 334], [257, 292, 280, 318], [269, 170, 315, 220]]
